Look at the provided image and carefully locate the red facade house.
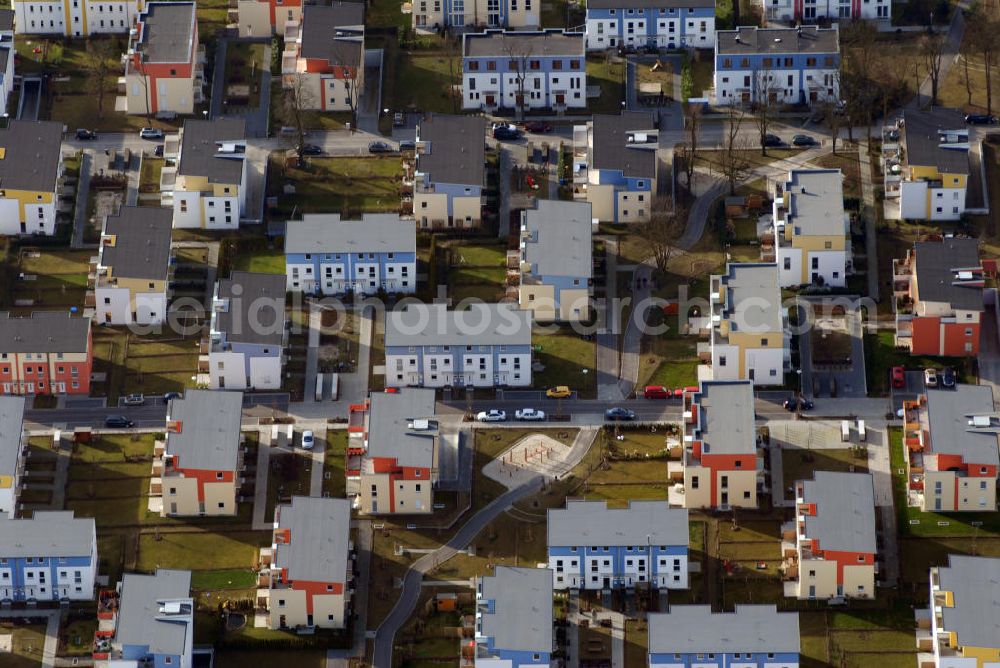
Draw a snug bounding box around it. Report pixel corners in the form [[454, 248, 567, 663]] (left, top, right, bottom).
[[0, 312, 93, 396]]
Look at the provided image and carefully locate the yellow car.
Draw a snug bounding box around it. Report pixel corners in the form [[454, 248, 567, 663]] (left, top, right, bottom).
[[545, 386, 572, 399]]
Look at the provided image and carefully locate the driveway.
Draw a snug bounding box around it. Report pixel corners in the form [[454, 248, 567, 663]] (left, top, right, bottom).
[[796, 297, 867, 399]]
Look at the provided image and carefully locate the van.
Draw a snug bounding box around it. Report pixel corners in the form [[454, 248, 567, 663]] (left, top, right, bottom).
[[841, 420, 851, 442], [857, 419, 866, 442], [644, 385, 670, 399], [315, 373, 324, 401]]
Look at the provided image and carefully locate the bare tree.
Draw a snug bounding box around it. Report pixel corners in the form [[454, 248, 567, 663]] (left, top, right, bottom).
[[719, 103, 753, 195], [921, 33, 946, 106], [968, 6, 999, 114], [342, 64, 362, 134], [819, 96, 843, 155], [503, 37, 535, 121], [681, 104, 701, 196], [84, 39, 115, 119], [840, 21, 878, 141], [281, 74, 318, 160], [751, 67, 778, 156], [637, 196, 688, 273]]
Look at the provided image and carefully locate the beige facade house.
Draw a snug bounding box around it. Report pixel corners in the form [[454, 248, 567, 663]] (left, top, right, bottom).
[[281, 3, 364, 113], [413, 114, 486, 229], [156, 390, 243, 517], [237, 0, 303, 37]]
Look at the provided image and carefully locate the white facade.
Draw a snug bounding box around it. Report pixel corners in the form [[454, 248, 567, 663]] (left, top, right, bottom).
[[93, 286, 168, 325], [285, 257, 417, 295], [760, 0, 889, 23], [208, 350, 282, 390], [171, 188, 244, 230], [776, 246, 848, 288], [711, 343, 785, 386], [584, 14, 715, 50], [0, 560, 96, 600], [0, 198, 57, 236], [715, 67, 839, 106], [13, 0, 141, 35], [463, 68, 586, 111], [386, 350, 532, 389], [899, 180, 966, 222]]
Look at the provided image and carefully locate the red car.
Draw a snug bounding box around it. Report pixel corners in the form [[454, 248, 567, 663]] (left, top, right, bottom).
[[523, 121, 552, 133], [891, 366, 906, 389], [384, 386, 400, 394], [644, 385, 670, 399]]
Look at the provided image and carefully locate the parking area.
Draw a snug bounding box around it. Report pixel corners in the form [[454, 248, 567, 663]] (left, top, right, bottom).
[[797, 298, 867, 399]]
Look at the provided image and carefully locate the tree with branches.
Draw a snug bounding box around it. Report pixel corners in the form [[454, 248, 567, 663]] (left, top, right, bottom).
[[680, 103, 701, 198], [280, 74, 318, 161], [819, 95, 843, 155], [751, 66, 778, 156], [719, 103, 753, 195], [84, 39, 115, 119], [503, 38, 535, 121], [921, 32, 946, 106], [967, 3, 999, 114], [637, 196, 688, 273]]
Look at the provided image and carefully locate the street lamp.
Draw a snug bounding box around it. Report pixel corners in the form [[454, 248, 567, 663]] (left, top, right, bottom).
[[795, 368, 803, 418]]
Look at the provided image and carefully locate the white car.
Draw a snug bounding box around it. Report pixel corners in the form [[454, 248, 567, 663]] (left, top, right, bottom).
[[476, 409, 507, 423], [924, 368, 939, 388], [515, 408, 546, 421], [139, 127, 164, 140], [301, 430, 314, 450]]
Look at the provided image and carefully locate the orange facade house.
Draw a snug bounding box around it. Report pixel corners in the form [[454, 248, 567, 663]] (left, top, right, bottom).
[[0, 312, 93, 396], [281, 3, 364, 112]]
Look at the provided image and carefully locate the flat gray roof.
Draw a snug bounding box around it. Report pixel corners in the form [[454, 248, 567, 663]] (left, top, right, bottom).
[[0, 120, 64, 193], [385, 303, 532, 347], [782, 169, 846, 237], [101, 207, 173, 281], [480, 567, 552, 653], [547, 500, 688, 547], [925, 385, 1000, 466], [366, 389, 437, 467], [464, 29, 584, 57], [214, 271, 286, 346], [116, 569, 192, 657], [0, 395, 25, 478], [590, 112, 658, 179], [166, 390, 242, 471], [717, 25, 839, 55], [275, 496, 351, 584], [800, 471, 876, 553], [720, 263, 783, 332], [937, 555, 1000, 649], [137, 2, 196, 64], [0, 9, 14, 32], [903, 107, 969, 175], [299, 3, 364, 67], [285, 213, 416, 255], [178, 118, 246, 184], [692, 380, 756, 455], [521, 200, 593, 279], [0, 312, 91, 354], [416, 114, 486, 187], [0, 511, 95, 559], [913, 239, 983, 312], [648, 605, 800, 655]]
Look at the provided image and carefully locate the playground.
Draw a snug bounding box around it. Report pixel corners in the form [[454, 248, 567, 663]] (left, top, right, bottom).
[[482, 432, 578, 489]]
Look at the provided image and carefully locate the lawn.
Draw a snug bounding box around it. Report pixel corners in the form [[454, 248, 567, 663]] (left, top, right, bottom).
[[809, 326, 853, 366], [139, 158, 165, 193], [781, 447, 868, 499], [532, 327, 597, 399], [641, 336, 700, 390], [323, 430, 348, 497], [715, 0, 735, 29], [223, 43, 266, 108], [6, 248, 91, 311], [122, 335, 201, 396], [216, 650, 328, 668], [265, 451, 313, 522], [268, 156, 403, 218], [60, 618, 98, 657], [939, 46, 998, 112], [447, 241, 507, 268], [233, 248, 286, 275], [392, 52, 462, 114], [587, 55, 625, 114], [135, 531, 265, 572], [0, 624, 48, 668]]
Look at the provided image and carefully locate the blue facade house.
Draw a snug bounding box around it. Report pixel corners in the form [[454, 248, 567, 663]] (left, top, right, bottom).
[[585, 0, 716, 51], [714, 26, 840, 106], [577, 112, 658, 223], [285, 213, 418, 296], [0, 511, 97, 602], [475, 566, 553, 667], [648, 605, 800, 668], [546, 500, 689, 590], [102, 569, 194, 668]]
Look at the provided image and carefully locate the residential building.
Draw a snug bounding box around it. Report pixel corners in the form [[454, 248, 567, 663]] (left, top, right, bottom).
[[95, 569, 193, 668], [284, 213, 417, 295], [709, 263, 787, 385], [0, 396, 26, 517], [158, 390, 243, 517], [517, 200, 593, 322], [921, 555, 1000, 668], [576, 112, 658, 223], [0, 11, 14, 114], [892, 238, 984, 356], [281, 3, 364, 112], [0, 511, 97, 601], [121, 1, 203, 116], [0, 312, 94, 396], [759, 0, 889, 23], [714, 26, 840, 106], [648, 605, 800, 668], [546, 500, 689, 590], [585, 0, 715, 51], [12, 0, 142, 35], [475, 567, 553, 667], [901, 385, 999, 513], [771, 168, 850, 288], [385, 303, 533, 388], [413, 114, 487, 229], [786, 471, 876, 601], [207, 271, 287, 390], [462, 29, 586, 112], [0, 120, 63, 236], [161, 118, 247, 229], [412, 0, 539, 30], [347, 389, 438, 515], [883, 108, 970, 221], [678, 380, 761, 509], [92, 206, 174, 326], [263, 496, 352, 630], [237, 0, 302, 37]]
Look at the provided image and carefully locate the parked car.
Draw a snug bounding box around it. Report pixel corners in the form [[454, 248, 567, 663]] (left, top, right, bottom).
[[384, 386, 400, 393], [123, 393, 145, 406], [791, 134, 817, 147], [783, 398, 815, 411], [941, 367, 956, 388], [643, 385, 670, 399], [605, 407, 636, 421], [104, 415, 134, 428], [965, 113, 997, 125], [545, 386, 572, 399], [476, 409, 507, 422], [393, 112, 406, 127], [153, 144, 164, 158], [891, 366, 906, 389], [301, 430, 315, 450], [300, 144, 323, 155], [492, 124, 521, 140], [398, 139, 416, 151], [523, 121, 552, 133], [924, 367, 939, 388], [162, 391, 182, 404], [515, 408, 546, 421], [139, 127, 164, 140], [75, 129, 97, 140], [368, 141, 393, 154], [762, 133, 782, 148]]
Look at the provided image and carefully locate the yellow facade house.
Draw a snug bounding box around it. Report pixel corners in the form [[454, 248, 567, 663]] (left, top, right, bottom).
[[0, 120, 63, 236]]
